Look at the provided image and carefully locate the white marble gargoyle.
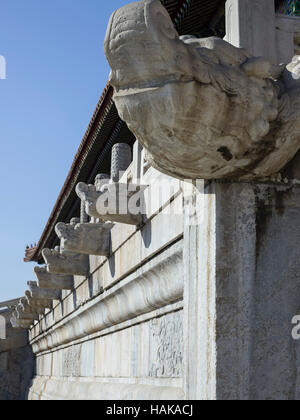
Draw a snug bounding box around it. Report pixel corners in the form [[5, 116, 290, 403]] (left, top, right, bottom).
[[34, 266, 74, 291], [55, 221, 113, 256], [76, 182, 146, 226], [104, 0, 300, 180], [42, 247, 89, 277]]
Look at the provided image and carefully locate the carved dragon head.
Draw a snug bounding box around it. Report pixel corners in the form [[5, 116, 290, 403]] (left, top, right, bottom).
[[105, 0, 300, 180]]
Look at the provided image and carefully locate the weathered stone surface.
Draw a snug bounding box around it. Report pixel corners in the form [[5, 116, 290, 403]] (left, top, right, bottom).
[[42, 248, 89, 277], [0, 308, 34, 400], [34, 266, 74, 291], [29, 241, 183, 353], [183, 181, 300, 400], [55, 221, 113, 256], [104, 0, 300, 180], [150, 311, 183, 378], [0, 342, 34, 400], [275, 14, 300, 63]]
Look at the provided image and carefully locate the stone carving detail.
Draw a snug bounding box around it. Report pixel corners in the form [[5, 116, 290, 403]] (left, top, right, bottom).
[[150, 311, 183, 378], [34, 266, 74, 291], [27, 281, 61, 301], [42, 247, 89, 277], [62, 346, 81, 377], [104, 0, 300, 180], [55, 221, 113, 256]]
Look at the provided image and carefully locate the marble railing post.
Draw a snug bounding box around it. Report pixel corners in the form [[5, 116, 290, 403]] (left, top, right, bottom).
[[111, 143, 132, 183], [80, 200, 89, 224], [183, 181, 300, 400]]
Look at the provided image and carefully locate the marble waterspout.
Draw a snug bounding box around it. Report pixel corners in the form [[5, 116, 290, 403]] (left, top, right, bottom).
[[11, 297, 44, 329], [55, 221, 113, 256], [76, 144, 146, 226], [20, 297, 44, 315], [104, 0, 300, 180], [27, 281, 61, 301], [42, 247, 89, 277], [34, 266, 74, 290], [76, 182, 146, 226], [15, 306, 39, 322], [25, 291, 53, 310]]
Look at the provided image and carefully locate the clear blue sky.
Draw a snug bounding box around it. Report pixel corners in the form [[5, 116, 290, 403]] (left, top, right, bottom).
[[0, 0, 130, 302]]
